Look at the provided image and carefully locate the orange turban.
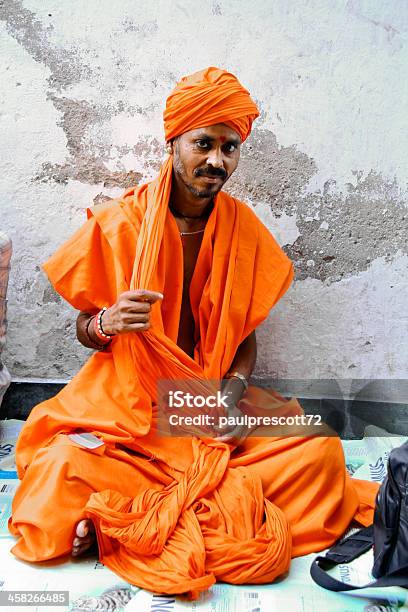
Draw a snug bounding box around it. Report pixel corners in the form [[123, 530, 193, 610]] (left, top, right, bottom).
[[164, 66, 259, 142]]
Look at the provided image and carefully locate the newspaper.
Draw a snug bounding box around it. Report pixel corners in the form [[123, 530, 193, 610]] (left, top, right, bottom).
[[0, 419, 25, 471], [0, 536, 135, 611], [0, 420, 24, 541], [0, 474, 18, 539], [342, 434, 407, 482], [127, 574, 408, 612]]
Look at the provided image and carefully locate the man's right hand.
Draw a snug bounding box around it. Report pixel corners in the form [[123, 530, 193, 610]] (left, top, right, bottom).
[[101, 289, 163, 335]]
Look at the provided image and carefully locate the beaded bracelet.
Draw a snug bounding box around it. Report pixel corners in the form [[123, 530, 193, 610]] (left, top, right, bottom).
[[94, 307, 115, 343], [85, 315, 109, 350]]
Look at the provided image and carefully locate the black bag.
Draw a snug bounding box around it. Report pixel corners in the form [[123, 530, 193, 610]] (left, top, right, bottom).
[[310, 441, 408, 591]]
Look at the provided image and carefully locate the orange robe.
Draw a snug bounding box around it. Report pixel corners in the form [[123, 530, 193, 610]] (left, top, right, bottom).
[[9, 170, 379, 598]]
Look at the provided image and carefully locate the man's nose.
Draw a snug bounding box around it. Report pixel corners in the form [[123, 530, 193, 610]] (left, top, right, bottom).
[[206, 147, 224, 168]]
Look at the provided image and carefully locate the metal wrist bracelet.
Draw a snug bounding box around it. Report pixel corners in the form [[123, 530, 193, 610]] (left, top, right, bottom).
[[225, 370, 248, 391]]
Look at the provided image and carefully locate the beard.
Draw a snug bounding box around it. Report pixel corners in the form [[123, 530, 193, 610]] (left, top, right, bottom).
[[185, 184, 216, 198], [173, 153, 227, 198]]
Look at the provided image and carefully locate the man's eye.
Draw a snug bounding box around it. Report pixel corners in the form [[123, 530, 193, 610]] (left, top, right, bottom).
[[196, 140, 210, 149], [225, 144, 237, 153]]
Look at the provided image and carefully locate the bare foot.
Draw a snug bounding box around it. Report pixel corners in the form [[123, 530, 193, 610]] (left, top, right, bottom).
[[72, 519, 96, 557]]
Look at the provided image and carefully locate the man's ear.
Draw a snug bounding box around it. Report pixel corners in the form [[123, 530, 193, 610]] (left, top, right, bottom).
[[165, 140, 173, 155]]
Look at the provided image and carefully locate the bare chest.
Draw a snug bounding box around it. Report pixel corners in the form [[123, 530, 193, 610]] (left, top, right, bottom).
[[176, 229, 205, 356]]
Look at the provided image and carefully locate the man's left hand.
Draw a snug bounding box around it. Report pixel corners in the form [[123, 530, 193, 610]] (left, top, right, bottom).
[[214, 377, 250, 446], [215, 406, 251, 446]]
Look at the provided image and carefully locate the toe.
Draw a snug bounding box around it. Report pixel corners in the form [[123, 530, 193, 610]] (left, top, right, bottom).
[[72, 519, 96, 557], [76, 519, 89, 538]]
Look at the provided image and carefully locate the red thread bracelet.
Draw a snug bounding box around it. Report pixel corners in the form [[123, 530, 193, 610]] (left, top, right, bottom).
[[85, 316, 108, 349], [94, 307, 115, 343]]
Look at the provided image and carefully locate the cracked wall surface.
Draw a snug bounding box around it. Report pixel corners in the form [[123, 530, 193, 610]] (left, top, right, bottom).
[[1, 0, 407, 383]]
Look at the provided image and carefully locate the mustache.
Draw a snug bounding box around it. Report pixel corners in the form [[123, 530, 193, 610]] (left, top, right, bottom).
[[194, 166, 227, 180]]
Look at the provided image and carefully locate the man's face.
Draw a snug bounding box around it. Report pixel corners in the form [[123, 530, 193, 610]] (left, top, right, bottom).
[[169, 123, 241, 199]]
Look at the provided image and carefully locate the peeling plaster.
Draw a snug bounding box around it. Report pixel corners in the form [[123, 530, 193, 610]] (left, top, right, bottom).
[[286, 172, 408, 282], [250, 207, 300, 248], [227, 128, 317, 214], [1, 1, 161, 189], [0, 0, 91, 91], [255, 252, 408, 380], [228, 129, 408, 282], [33, 96, 164, 187], [35, 160, 143, 190]]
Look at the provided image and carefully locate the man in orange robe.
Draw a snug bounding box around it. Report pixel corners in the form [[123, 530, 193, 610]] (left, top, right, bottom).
[[9, 67, 379, 598]]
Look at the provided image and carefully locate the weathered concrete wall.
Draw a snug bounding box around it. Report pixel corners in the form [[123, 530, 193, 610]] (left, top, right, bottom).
[[1, 0, 407, 384]]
